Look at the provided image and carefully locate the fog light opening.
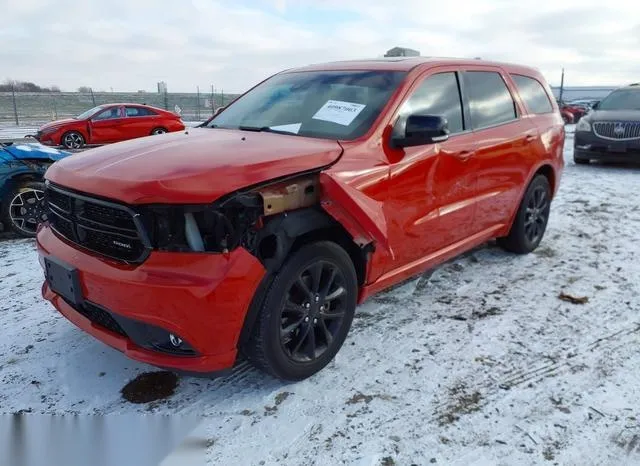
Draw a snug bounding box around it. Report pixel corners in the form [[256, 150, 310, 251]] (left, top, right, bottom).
[[169, 334, 183, 348]]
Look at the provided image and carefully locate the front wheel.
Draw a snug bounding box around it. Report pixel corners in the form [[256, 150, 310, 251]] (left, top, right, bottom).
[[498, 175, 551, 254], [245, 241, 358, 381], [61, 131, 85, 149], [2, 181, 47, 237]]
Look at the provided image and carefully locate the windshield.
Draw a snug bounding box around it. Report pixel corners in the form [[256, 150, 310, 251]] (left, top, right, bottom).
[[75, 105, 106, 120], [207, 70, 407, 140], [598, 90, 640, 110]]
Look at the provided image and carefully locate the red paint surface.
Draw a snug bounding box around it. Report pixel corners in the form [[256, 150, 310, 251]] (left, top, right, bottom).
[[40, 59, 564, 372]]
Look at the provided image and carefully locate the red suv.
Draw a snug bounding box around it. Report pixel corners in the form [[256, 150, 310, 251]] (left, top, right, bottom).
[[37, 58, 564, 381]]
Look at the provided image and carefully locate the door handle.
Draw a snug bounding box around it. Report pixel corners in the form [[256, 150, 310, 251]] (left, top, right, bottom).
[[455, 150, 475, 161], [524, 134, 536, 144]]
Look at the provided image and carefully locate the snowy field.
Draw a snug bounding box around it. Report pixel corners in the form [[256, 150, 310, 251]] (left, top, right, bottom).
[[2, 128, 640, 465]]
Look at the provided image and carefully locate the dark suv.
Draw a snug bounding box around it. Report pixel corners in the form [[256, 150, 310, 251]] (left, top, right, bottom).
[[574, 83, 640, 164]]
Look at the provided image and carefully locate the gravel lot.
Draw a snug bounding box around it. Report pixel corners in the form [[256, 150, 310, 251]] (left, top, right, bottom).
[[2, 127, 640, 465]]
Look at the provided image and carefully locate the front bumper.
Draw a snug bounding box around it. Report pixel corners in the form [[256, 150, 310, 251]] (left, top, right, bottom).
[[574, 130, 640, 162], [36, 225, 266, 373]]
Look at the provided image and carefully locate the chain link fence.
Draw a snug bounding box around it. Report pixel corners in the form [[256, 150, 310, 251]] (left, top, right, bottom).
[[0, 89, 240, 126]]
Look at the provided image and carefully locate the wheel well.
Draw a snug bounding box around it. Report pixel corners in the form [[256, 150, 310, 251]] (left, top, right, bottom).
[[253, 209, 368, 286], [534, 164, 555, 197], [289, 226, 368, 287], [238, 209, 370, 349]]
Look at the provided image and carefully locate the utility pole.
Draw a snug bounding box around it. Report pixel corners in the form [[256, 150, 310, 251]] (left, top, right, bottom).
[[196, 86, 201, 120], [558, 68, 565, 104], [211, 84, 216, 116], [90, 87, 96, 106], [11, 81, 19, 126]]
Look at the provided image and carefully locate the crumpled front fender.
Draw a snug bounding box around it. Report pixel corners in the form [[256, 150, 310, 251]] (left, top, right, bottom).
[[319, 172, 393, 285]]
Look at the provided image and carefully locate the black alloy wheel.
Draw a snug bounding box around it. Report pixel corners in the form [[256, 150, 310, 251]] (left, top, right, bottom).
[[245, 241, 357, 381], [498, 174, 551, 254], [280, 260, 348, 363]]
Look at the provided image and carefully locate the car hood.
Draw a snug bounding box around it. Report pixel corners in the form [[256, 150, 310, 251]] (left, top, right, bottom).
[[2, 142, 70, 161], [39, 118, 78, 131], [587, 110, 640, 121], [45, 128, 343, 204]]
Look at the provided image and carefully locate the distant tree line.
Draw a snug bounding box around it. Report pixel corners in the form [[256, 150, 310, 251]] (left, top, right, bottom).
[[1, 80, 61, 92]]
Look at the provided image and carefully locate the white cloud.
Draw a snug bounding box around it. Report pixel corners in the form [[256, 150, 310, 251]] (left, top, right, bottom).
[[1, 0, 639, 92]]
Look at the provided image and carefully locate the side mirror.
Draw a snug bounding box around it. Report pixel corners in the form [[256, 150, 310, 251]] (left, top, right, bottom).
[[592, 101, 600, 110], [392, 114, 450, 148]]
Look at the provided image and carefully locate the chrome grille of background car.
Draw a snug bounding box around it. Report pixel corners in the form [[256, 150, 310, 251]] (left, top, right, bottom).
[[45, 184, 149, 263], [593, 122, 640, 140]]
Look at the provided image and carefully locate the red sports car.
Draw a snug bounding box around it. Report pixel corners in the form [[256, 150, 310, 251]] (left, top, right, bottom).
[[36, 103, 185, 149]]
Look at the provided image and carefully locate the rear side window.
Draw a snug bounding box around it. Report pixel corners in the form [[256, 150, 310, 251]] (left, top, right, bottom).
[[463, 71, 517, 129], [398, 72, 464, 134], [511, 75, 553, 114], [125, 107, 157, 117]]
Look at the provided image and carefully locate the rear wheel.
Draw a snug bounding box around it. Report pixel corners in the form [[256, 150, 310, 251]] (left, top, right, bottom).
[[61, 131, 85, 149], [151, 127, 168, 135], [498, 175, 551, 254], [245, 241, 357, 381], [1, 181, 47, 237]]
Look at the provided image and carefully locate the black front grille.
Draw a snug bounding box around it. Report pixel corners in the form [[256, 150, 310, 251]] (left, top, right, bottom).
[[46, 183, 149, 263], [70, 300, 128, 337], [593, 121, 640, 140]]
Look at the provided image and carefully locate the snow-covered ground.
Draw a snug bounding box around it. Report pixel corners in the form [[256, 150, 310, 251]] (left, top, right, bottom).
[[2, 127, 640, 465]]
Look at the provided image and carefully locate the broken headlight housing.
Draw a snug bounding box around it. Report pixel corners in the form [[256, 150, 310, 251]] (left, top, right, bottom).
[[139, 175, 320, 254], [140, 193, 263, 253]]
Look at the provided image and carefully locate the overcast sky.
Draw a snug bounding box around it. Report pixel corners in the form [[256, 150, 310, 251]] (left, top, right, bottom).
[[2, 0, 639, 93]]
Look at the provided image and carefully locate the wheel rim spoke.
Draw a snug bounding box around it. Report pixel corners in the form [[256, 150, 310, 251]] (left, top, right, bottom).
[[321, 309, 345, 320], [295, 277, 313, 300], [303, 326, 317, 360], [291, 323, 312, 355], [284, 299, 305, 315], [325, 286, 346, 302], [308, 262, 323, 294], [319, 318, 333, 346]]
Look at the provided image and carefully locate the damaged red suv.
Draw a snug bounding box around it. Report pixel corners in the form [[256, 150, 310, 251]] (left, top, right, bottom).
[[37, 58, 564, 380]]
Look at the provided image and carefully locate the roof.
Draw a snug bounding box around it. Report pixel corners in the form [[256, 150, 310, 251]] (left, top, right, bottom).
[[284, 57, 540, 75]]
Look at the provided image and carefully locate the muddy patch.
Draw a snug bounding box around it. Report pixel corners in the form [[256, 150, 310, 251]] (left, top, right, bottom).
[[437, 383, 483, 426], [121, 371, 179, 404]]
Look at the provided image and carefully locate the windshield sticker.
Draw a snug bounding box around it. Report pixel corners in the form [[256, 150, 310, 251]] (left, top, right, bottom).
[[270, 123, 301, 134], [312, 100, 366, 126]]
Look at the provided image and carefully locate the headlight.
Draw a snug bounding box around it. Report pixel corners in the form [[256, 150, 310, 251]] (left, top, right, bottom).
[[576, 119, 591, 132]]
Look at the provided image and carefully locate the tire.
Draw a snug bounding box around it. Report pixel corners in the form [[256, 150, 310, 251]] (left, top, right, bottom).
[[61, 131, 85, 149], [574, 156, 589, 165], [1, 181, 47, 238], [245, 241, 358, 381], [151, 127, 168, 135], [498, 175, 551, 254]]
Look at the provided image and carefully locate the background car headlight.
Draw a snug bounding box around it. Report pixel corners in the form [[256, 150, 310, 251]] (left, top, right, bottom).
[[576, 119, 591, 132]]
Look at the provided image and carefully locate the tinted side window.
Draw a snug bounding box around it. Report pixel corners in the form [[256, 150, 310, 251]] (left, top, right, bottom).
[[126, 107, 156, 117], [93, 107, 120, 120], [511, 75, 553, 114], [398, 72, 464, 134], [464, 71, 517, 129]]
